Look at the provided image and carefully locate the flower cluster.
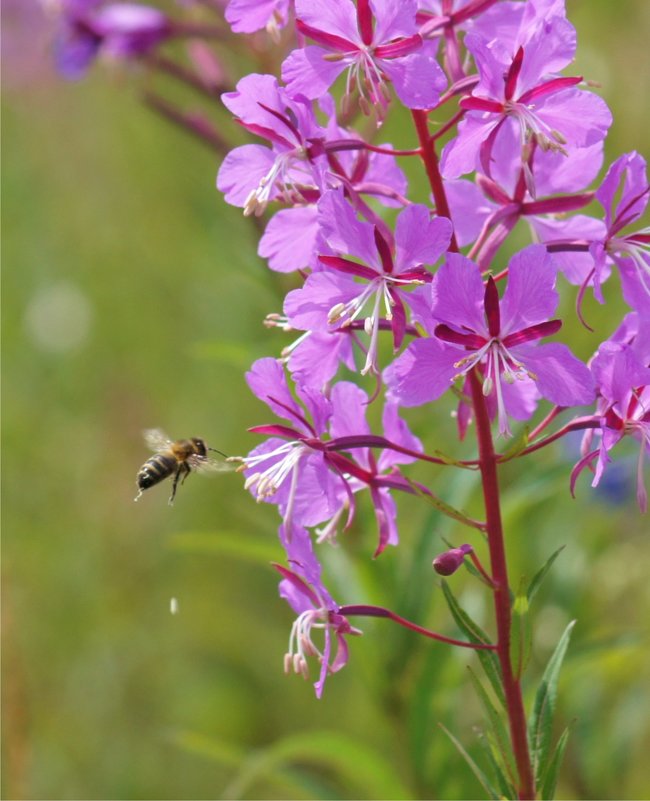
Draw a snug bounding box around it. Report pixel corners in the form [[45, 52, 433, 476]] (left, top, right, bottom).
[[48, 0, 648, 700], [212, 0, 648, 695], [217, 0, 650, 694]]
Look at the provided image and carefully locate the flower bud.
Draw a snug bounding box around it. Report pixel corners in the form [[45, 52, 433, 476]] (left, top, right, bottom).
[[432, 544, 473, 576]]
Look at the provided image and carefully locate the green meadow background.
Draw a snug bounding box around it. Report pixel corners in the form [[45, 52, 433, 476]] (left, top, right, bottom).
[[2, 1, 649, 798]]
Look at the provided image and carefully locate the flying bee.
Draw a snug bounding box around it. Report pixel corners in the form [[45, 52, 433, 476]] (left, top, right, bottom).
[[135, 429, 233, 505]]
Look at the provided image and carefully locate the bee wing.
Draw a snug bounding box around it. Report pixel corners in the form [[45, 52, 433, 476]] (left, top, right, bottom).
[[189, 454, 236, 474], [143, 428, 173, 453]]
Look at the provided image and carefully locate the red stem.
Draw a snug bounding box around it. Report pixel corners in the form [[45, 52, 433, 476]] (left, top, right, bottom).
[[469, 371, 535, 800], [412, 105, 535, 797], [339, 605, 497, 650], [411, 110, 459, 250]]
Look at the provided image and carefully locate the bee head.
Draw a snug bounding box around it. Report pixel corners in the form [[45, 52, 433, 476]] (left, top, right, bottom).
[[191, 438, 207, 457]]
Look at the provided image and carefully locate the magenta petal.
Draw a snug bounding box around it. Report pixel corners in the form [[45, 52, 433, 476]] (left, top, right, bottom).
[[500, 377, 541, 422], [499, 244, 558, 334], [371, 0, 418, 41], [246, 357, 303, 422], [431, 254, 486, 333], [259, 206, 320, 272], [530, 215, 606, 285], [225, 0, 290, 34], [597, 151, 649, 229], [288, 331, 356, 390], [289, 453, 342, 526], [281, 45, 348, 100], [516, 342, 595, 406], [534, 88, 612, 148], [217, 144, 276, 207], [441, 114, 502, 179], [378, 402, 422, 469], [380, 47, 447, 109], [445, 178, 496, 247], [394, 205, 451, 272], [284, 271, 359, 331], [329, 382, 370, 439], [295, 0, 359, 41], [318, 190, 379, 268], [384, 338, 458, 407]]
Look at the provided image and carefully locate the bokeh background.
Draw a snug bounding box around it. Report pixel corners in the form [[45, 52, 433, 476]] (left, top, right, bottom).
[[2, 1, 650, 798]]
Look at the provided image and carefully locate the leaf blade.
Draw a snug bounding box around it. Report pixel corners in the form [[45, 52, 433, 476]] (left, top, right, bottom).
[[440, 581, 505, 707], [528, 620, 576, 788]]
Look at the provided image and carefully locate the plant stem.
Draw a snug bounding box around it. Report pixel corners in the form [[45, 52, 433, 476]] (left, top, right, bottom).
[[412, 107, 535, 798], [411, 110, 459, 251], [469, 370, 536, 800]]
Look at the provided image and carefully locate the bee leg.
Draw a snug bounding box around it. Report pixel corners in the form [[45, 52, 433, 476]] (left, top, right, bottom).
[[180, 463, 192, 486], [168, 466, 183, 506]]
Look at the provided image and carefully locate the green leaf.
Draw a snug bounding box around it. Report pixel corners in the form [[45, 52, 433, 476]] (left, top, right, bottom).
[[477, 731, 517, 800], [467, 667, 517, 789], [168, 530, 280, 565], [406, 478, 485, 530], [528, 620, 576, 789], [527, 546, 566, 603], [509, 578, 532, 681], [539, 725, 572, 800], [219, 730, 412, 800], [439, 724, 500, 800], [440, 581, 505, 708]]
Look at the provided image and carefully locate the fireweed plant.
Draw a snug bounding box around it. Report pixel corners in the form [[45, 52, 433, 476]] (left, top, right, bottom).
[[48, 0, 649, 798]]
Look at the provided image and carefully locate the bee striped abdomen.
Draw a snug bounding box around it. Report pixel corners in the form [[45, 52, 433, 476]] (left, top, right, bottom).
[[137, 453, 177, 490]]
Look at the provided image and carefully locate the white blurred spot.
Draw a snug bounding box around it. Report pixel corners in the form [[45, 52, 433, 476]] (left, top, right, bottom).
[[24, 282, 93, 353], [170, 597, 179, 615]]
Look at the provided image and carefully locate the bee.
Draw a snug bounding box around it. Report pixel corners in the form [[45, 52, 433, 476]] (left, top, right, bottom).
[[135, 429, 232, 505]]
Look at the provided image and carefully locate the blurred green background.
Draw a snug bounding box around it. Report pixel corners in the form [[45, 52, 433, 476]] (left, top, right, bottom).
[[2, 1, 649, 798]]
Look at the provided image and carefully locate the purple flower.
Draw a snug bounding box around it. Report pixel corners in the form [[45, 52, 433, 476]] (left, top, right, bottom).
[[225, 0, 291, 42], [281, 0, 447, 116], [441, 6, 611, 182], [256, 102, 409, 272], [589, 152, 650, 305], [276, 524, 361, 697], [445, 127, 603, 272], [319, 382, 422, 555], [54, 1, 170, 79], [285, 190, 452, 375], [217, 73, 328, 216], [239, 357, 423, 554], [385, 245, 595, 436], [574, 318, 650, 511], [237, 357, 343, 529]]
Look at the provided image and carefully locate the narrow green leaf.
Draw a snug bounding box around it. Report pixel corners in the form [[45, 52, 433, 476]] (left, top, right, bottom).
[[439, 724, 500, 800], [528, 620, 576, 788], [509, 578, 532, 681], [527, 546, 566, 603], [168, 530, 279, 564], [467, 667, 517, 788], [498, 426, 530, 462], [477, 731, 517, 800], [406, 478, 484, 528], [539, 725, 572, 800], [440, 581, 505, 708]]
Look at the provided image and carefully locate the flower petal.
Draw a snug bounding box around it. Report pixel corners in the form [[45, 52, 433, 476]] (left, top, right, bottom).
[[515, 342, 594, 406], [384, 338, 458, 407]]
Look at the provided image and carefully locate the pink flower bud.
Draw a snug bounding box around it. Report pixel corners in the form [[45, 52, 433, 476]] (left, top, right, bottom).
[[432, 544, 473, 576]]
